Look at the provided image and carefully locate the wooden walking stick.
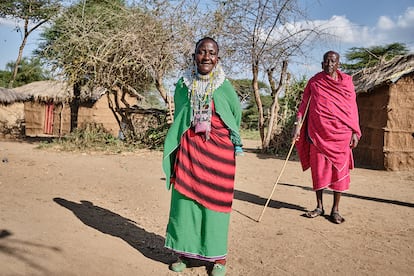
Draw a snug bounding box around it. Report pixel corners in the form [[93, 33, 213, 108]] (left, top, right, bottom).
[[257, 98, 311, 222]]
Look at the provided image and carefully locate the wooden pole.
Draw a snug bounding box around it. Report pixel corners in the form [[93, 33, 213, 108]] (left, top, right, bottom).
[[256, 141, 296, 222], [167, 88, 174, 124], [256, 98, 311, 222]]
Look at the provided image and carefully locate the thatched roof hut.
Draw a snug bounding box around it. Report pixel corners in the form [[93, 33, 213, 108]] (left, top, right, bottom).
[[12, 80, 105, 103], [0, 87, 29, 138], [12, 81, 74, 137], [353, 55, 414, 93], [13, 80, 138, 137], [353, 54, 414, 171]]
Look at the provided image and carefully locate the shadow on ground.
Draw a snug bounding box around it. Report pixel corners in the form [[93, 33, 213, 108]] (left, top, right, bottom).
[[279, 183, 414, 208], [233, 189, 307, 222], [0, 229, 60, 274], [53, 198, 174, 265], [234, 189, 306, 211], [233, 180, 414, 223]]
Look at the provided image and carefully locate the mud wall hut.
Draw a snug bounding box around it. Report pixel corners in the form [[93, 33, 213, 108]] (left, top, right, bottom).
[[353, 54, 414, 171], [13, 81, 73, 137], [13, 80, 139, 138], [0, 87, 30, 138]]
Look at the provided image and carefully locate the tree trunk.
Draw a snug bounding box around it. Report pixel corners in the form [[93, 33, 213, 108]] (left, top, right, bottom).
[[155, 70, 174, 123], [8, 17, 47, 88], [70, 82, 81, 131], [8, 19, 30, 88], [263, 60, 288, 150], [252, 61, 265, 145]]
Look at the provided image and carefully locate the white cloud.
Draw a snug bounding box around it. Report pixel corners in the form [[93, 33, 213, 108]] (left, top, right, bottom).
[[326, 15, 369, 43], [377, 16, 395, 30], [302, 15, 373, 47], [307, 7, 414, 50], [397, 6, 414, 28], [290, 7, 414, 77], [377, 7, 414, 30]]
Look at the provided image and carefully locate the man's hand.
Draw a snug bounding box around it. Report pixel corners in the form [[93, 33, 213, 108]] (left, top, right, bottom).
[[292, 122, 301, 143], [350, 133, 359, 149]]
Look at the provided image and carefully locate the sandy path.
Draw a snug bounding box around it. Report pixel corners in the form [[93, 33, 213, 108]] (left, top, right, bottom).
[[0, 140, 413, 275]]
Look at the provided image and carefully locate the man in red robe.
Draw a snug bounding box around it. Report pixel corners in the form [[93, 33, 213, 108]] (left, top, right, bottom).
[[293, 51, 361, 224]]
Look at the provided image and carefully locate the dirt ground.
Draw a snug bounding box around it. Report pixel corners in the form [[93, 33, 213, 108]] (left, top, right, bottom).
[[0, 139, 413, 276]]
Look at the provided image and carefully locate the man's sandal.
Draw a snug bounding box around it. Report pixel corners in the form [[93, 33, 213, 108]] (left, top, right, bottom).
[[330, 211, 345, 224], [304, 207, 324, 218]]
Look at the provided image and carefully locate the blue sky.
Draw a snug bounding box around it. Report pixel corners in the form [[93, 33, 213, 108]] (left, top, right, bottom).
[[0, 0, 413, 78], [294, 0, 414, 76]]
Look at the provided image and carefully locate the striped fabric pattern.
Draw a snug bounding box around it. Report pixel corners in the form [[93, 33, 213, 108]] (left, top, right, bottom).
[[172, 104, 235, 213]]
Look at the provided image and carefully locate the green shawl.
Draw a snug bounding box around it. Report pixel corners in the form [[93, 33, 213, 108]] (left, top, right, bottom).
[[162, 77, 242, 189]]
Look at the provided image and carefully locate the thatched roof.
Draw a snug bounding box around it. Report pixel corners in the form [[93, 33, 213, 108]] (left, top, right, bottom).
[[12, 80, 107, 104], [353, 54, 414, 94], [12, 80, 73, 103], [0, 87, 31, 105]]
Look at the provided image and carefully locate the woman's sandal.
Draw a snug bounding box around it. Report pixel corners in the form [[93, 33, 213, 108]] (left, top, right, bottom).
[[304, 207, 324, 218], [170, 258, 187, 272], [330, 211, 345, 224], [211, 263, 227, 276]]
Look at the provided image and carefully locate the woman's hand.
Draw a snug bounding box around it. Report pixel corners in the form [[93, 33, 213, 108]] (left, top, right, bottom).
[[235, 145, 244, 156]]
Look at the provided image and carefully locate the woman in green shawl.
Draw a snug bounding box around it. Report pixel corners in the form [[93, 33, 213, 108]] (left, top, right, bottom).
[[162, 37, 242, 276]]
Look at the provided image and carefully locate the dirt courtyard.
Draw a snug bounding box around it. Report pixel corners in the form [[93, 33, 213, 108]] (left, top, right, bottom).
[[0, 139, 413, 276]]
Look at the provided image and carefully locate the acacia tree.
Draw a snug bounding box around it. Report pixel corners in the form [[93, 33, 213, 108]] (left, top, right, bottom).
[[40, 0, 163, 135], [0, 0, 60, 88], [341, 42, 409, 74], [210, 0, 322, 151], [135, 0, 212, 126], [39, 0, 205, 138], [0, 57, 48, 87]]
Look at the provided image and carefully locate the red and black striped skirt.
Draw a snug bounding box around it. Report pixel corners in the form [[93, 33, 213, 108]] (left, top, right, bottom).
[[172, 109, 235, 213]]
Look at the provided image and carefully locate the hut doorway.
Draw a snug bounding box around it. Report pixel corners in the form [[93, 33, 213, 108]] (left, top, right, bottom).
[[44, 103, 54, 134]]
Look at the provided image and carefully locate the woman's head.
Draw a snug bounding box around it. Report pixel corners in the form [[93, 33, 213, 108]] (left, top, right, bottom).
[[194, 37, 219, 75]]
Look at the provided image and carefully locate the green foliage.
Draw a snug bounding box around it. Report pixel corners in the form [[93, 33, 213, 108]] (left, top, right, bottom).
[[0, 0, 60, 21], [232, 79, 271, 130], [341, 42, 409, 74], [229, 78, 268, 102], [267, 76, 307, 155], [38, 0, 171, 96], [138, 122, 170, 150], [0, 71, 12, 88], [278, 75, 307, 113], [241, 93, 273, 130], [0, 57, 49, 87], [240, 129, 261, 140], [0, 0, 60, 87], [38, 0, 130, 82]]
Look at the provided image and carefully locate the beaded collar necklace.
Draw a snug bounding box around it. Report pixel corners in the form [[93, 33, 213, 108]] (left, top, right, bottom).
[[183, 63, 225, 140]]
